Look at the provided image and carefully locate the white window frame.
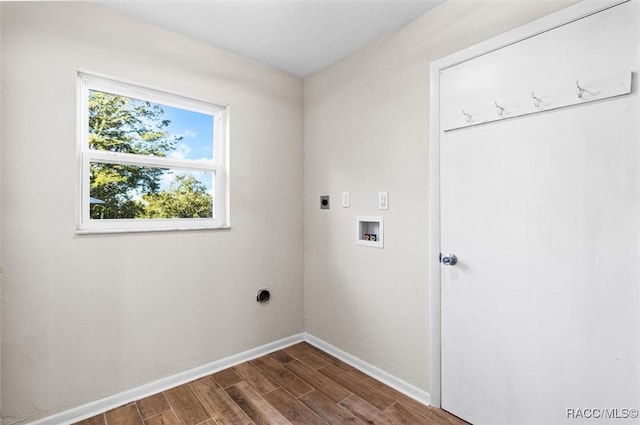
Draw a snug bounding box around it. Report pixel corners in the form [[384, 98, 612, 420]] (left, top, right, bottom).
[[76, 72, 230, 234]]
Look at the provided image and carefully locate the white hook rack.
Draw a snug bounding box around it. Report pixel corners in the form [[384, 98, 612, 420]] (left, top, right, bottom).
[[443, 71, 632, 132]]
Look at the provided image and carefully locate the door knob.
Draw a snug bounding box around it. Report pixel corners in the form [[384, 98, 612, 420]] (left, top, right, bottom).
[[441, 254, 458, 266]]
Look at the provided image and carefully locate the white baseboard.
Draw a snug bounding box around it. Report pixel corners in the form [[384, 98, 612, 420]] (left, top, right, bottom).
[[29, 333, 305, 425], [26, 332, 429, 425], [303, 333, 431, 406]]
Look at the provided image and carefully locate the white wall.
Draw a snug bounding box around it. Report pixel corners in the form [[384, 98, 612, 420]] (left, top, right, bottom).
[[0, 3, 303, 423], [303, 0, 579, 395], [1, 0, 587, 422]]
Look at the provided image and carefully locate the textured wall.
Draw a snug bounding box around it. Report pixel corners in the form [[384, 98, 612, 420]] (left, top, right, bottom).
[[303, 0, 578, 395], [0, 3, 303, 423]]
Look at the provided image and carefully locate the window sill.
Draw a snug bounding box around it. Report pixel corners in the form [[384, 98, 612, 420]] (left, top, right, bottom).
[[75, 225, 231, 235]]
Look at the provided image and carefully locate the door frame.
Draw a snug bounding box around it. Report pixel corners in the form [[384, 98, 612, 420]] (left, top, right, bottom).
[[427, 0, 628, 408]]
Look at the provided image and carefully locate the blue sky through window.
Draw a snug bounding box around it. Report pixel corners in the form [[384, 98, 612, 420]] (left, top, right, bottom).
[[162, 105, 214, 161], [160, 104, 215, 193]]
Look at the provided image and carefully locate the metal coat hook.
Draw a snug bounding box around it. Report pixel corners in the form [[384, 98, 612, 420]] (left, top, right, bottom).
[[494, 101, 505, 117], [576, 80, 586, 98], [532, 92, 543, 108], [462, 110, 472, 123]]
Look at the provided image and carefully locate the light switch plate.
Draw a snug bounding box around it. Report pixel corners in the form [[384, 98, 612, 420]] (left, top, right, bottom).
[[378, 191, 388, 210], [342, 192, 350, 208]]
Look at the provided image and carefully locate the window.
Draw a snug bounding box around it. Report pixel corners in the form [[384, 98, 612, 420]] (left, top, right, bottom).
[[77, 73, 229, 233]]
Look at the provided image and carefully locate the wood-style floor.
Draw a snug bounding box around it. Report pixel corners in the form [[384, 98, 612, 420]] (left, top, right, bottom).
[[74, 342, 468, 425]]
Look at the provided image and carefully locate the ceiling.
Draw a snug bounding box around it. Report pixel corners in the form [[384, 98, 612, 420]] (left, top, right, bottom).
[[101, 0, 446, 77]]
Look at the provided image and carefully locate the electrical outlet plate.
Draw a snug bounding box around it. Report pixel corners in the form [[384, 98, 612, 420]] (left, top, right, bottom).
[[320, 195, 330, 209], [378, 191, 388, 210]]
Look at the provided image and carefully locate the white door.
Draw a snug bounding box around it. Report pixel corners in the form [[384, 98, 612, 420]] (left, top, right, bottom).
[[440, 2, 640, 424]]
